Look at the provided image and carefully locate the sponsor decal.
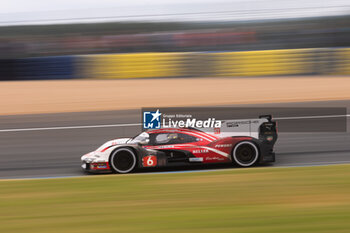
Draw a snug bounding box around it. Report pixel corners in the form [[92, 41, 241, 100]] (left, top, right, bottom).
[[214, 127, 221, 134], [156, 145, 174, 148], [189, 157, 203, 162], [215, 144, 232, 148], [90, 162, 109, 170], [143, 155, 157, 167], [193, 149, 209, 153], [205, 157, 226, 161], [226, 122, 238, 127]]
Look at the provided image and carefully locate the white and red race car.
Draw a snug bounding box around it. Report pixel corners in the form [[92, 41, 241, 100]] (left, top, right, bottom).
[[81, 115, 277, 174]]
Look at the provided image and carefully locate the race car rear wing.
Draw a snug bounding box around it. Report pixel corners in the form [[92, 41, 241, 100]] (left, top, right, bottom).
[[259, 115, 272, 121], [204, 115, 277, 140], [258, 115, 277, 143]]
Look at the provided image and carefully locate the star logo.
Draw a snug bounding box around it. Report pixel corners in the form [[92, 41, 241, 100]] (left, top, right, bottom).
[[143, 109, 162, 129], [150, 109, 161, 122]]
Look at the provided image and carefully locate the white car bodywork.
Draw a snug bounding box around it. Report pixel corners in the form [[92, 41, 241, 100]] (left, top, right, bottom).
[[202, 118, 269, 139], [81, 118, 269, 165], [81, 138, 131, 165]]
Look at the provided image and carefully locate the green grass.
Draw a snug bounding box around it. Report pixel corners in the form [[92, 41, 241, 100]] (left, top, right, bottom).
[[1, 165, 350, 233]]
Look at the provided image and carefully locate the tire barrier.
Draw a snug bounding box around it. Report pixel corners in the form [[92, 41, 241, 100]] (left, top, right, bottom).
[[78, 48, 350, 79], [0, 59, 17, 81], [213, 49, 314, 77], [333, 48, 350, 75], [1, 48, 350, 80], [14, 56, 76, 80], [82, 53, 184, 79]]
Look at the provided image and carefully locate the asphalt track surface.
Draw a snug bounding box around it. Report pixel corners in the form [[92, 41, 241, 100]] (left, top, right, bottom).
[[0, 100, 349, 179]]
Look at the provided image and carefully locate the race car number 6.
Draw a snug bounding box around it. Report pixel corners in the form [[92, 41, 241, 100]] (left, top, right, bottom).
[[147, 156, 153, 166], [143, 155, 157, 167]]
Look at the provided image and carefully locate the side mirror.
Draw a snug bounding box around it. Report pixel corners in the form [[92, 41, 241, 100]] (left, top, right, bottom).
[[138, 139, 149, 145]]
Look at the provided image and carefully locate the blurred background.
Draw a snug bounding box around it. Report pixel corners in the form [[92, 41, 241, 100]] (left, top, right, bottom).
[[1, 3, 350, 232], [1, 0, 350, 80]]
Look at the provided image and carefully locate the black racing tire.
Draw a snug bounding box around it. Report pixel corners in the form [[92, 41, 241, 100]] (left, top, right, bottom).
[[109, 147, 137, 174], [232, 141, 259, 167]]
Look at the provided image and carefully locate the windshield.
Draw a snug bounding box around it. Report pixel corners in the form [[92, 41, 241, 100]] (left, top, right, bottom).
[[128, 132, 149, 144]]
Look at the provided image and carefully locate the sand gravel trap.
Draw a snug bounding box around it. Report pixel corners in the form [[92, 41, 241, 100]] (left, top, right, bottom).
[[1, 76, 350, 115]]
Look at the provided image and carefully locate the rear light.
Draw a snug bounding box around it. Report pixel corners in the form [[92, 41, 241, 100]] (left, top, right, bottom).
[[266, 136, 274, 141]]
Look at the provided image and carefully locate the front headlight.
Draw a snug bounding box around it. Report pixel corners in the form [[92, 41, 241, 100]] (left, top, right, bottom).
[[84, 158, 94, 163], [83, 155, 103, 163]]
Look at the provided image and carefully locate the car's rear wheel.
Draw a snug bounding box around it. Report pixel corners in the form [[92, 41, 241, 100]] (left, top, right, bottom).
[[109, 148, 137, 174], [232, 141, 259, 167]]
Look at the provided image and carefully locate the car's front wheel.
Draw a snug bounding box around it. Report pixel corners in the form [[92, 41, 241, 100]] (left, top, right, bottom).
[[109, 148, 137, 174], [232, 141, 259, 167]]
